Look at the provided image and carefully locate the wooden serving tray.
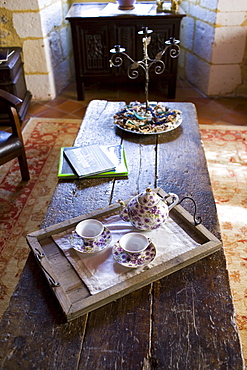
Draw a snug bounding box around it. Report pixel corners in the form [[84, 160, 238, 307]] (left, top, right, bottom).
[[26, 188, 222, 321]]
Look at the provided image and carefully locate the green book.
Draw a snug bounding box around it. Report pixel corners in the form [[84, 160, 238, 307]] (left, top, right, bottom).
[[63, 144, 116, 178], [58, 144, 128, 180]]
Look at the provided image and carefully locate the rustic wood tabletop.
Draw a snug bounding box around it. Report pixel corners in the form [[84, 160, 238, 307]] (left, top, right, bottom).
[[0, 100, 244, 369]]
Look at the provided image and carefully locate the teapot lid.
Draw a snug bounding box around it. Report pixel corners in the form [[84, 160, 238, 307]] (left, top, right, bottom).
[[137, 188, 160, 207]]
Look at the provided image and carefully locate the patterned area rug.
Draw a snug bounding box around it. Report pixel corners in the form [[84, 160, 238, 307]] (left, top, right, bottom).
[[0, 120, 246, 364], [200, 125, 247, 366], [0, 118, 81, 319]]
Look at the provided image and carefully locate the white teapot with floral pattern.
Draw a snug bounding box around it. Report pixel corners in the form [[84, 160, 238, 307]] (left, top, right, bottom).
[[118, 188, 179, 231]]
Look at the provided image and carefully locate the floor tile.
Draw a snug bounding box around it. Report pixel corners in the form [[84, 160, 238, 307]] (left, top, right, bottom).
[[197, 115, 216, 125], [232, 102, 247, 116], [198, 103, 230, 121], [28, 102, 50, 115], [220, 112, 247, 126], [45, 98, 68, 108], [70, 106, 87, 118], [36, 108, 70, 118], [56, 100, 85, 113]]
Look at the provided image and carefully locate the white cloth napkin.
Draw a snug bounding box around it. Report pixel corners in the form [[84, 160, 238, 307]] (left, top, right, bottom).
[[52, 214, 200, 294]]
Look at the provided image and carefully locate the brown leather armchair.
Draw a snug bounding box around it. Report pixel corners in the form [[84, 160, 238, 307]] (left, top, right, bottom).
[[0, 89, 30, 181]]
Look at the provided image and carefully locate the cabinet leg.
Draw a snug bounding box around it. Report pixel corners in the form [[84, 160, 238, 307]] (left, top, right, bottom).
[[167, 80, 177, 99], [76, 81, 85, 101]]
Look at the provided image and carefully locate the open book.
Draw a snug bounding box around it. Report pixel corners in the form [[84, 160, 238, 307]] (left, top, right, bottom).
[[62, 144, 116, 178], [58, 144, 128, 179]]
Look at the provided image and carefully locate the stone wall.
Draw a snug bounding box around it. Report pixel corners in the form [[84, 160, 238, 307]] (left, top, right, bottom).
[[179, 0, 247, 96], [0, 0, 73, 100], [1, 0, 246, 99]]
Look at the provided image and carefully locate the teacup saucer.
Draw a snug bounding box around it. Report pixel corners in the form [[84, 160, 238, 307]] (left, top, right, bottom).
[[112, 241, 156, 268], [71, 227, 112, 254]]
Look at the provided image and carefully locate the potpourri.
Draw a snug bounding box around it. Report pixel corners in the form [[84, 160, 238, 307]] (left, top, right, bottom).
[[114, 102, 182, 134]]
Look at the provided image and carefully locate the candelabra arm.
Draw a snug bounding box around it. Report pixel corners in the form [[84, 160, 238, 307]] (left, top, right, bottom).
[[109, 30, 180, 109], [123, 53, 138, 66], [110, 51, 134, 68], [110, 49, 142, 79], [163, 37, 180, 58]]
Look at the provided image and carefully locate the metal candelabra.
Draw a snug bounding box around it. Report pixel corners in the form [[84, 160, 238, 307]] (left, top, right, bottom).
[[109, 27, 180, 112]]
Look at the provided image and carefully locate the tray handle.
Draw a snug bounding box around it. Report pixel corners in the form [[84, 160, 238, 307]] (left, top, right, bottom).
[[157, 188, 202, 226], [35, 248, 60, 287], [177, 196, 202, 226]]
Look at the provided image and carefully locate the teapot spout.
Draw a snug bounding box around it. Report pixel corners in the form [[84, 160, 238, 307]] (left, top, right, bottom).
[[118, 200, 130, 222]]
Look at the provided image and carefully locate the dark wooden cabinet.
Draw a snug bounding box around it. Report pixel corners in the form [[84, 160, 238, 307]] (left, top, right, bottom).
[[66, 2, 186, 100]]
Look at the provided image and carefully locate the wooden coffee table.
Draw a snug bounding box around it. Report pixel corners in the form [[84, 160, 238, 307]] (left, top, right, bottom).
[[0, 101, 244, 369]]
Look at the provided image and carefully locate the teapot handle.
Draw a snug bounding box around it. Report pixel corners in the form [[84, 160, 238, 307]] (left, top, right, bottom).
[[165, 193, 179, 210]]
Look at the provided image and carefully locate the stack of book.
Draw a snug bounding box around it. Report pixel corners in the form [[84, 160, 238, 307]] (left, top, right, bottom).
[[58, 144, 128, 179]]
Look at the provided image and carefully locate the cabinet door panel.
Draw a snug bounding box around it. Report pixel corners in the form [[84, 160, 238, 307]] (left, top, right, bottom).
[[74, 23, 110, 76], [112, 24, 136, 77]]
